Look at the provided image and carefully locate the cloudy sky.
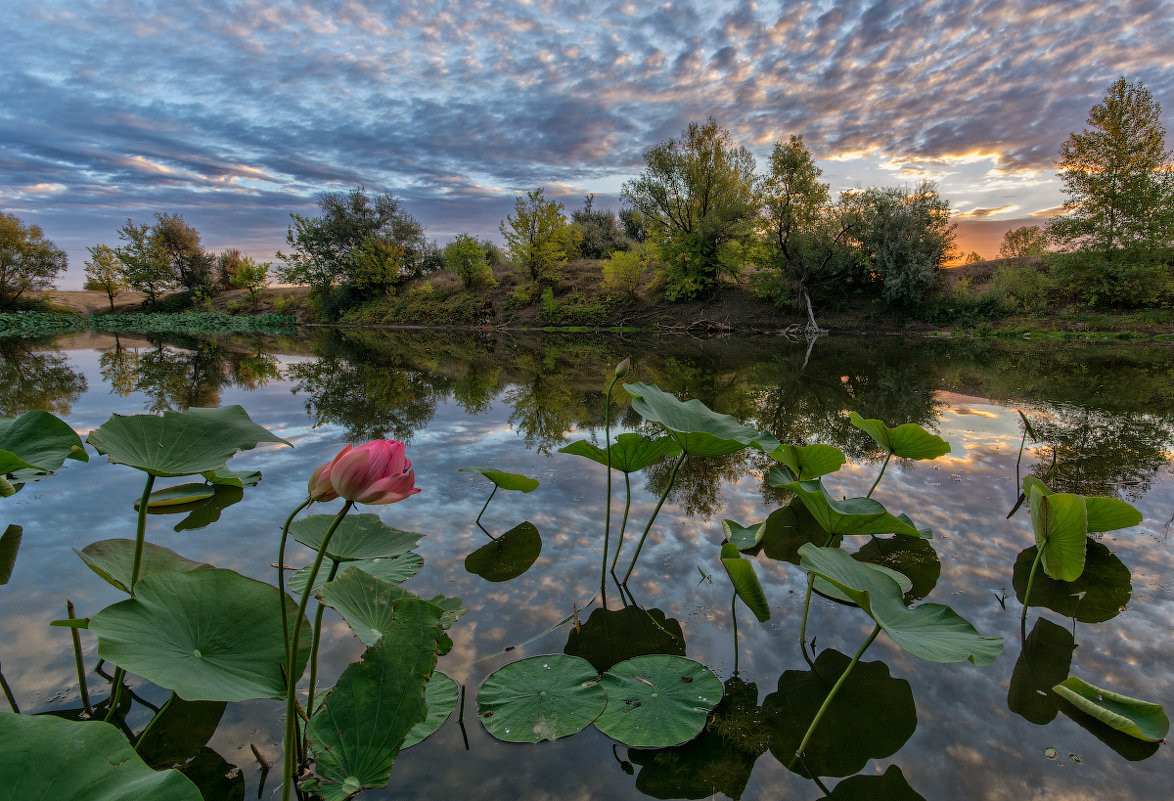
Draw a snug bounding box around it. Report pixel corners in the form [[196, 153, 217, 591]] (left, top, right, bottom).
[[4, 0, 1173, 287]]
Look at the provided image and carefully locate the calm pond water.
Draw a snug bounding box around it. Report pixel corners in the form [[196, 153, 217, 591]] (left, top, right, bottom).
[[1, 329, 1172, 800]]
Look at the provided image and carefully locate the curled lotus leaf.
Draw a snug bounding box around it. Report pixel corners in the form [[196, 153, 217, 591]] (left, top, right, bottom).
[[767, 443, 846, 481], [459, 466, 539, 492], [559, 433, 682, 473], [849, 412, 950, 460], [623, 381, 779, 457]]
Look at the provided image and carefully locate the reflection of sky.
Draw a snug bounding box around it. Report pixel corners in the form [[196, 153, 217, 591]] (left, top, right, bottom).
[[2, 336, 1172, 800]]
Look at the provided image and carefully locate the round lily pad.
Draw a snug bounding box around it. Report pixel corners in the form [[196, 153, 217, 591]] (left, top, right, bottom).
[[595, 655, 724, 748], [464, 521, 541, 582], [402, 672, 460, 748], [477, 654, 604, 742]]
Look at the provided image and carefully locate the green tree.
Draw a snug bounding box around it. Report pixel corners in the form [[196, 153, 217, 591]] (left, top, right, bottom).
[[572, 194, 631, 258], [1049, 78, 1174, 257], [228, 255, 269, 308], [962, 251, 985, 264], [857, 181, 957, 305], [0, 212, 67, 308], [444, 233, 495, 288], [998, 225, 1049, 258], [154, 212, 215, 298], [276, 187, 428, 295], [499, 188, 580, 284], [621, 118, 759, 300], [114, 219, 174, 304], [83, 243, 127, 311], [601, 245, 652, 300]]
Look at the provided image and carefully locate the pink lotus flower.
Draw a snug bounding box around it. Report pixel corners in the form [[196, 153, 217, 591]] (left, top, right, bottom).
[[327, 439, 420, 505], [307, 460, 339, 502]]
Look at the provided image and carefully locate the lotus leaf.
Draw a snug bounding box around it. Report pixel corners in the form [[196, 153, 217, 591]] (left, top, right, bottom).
[[594, 655, 724, 748], [720, 542, 770, 622], [289, 553, 424, 595], [767, 443, 846, 481], [135, 697, 227, 768], [1029, 486, 1088, 581], [172, 484, 245, 532], [1053, 676, 1169, 742], [319, 567, 464, 646], [402, 672, 460, 749], [76, 539, 213, 593], [305, 597, 445, 800], [89, 568, 309, 701], [558, 433, 682, 473], [0, 409, 87, 479], [1007, 618, 1075, 725], [0, 714, 201, 801], [798, 545, 1003, 665], [1012, 539, 1132, 623], [478, 654, 605, 742], [0, 523, 20, 584], [86, 405, 290, 477], [722, 518, 767, 550], [136, 483, 215, 508], [291, 513, 423, 562], [852, 535, 941, 601], [564, 606, 686, 674], [776, 479, 929, 538], [623, 382, 779, 456], [464, 520, 542, 582], [848, 412, 950, 460], [459, 466, 539, 492]]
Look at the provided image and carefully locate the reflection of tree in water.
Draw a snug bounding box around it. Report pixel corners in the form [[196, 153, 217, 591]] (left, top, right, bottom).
[[642, 451, 756, 520], [452, 363, 500, 416], [0, 341, 86, 416], [505, 371, 586, 455], [1027, 406, 1173, 501]]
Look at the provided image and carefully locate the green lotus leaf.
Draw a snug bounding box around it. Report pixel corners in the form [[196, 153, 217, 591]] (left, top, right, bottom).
[[720, 542, 770, 622], [290, 513, 422, 561], [763, 649, 916, 779], [459, 466, 539, 492], [814, 562, 912, 605], [289, 553, 424, 596], [818, 765, 926, 800], [778, 479, 929, 538], [89, 568, 309, 701], [558, 433, 682, 473], [402, 672, 460, 749], [478, 654, 605, 743], [464, 521, 542, 582], [849, 412, 950, 460], [201, 468, 262, 488], [1012, 539, 1132, 623], [0, 714, 201, 801], [319, 567, 464, 646], [722, 518, 767, 550], [798, 545, 1003, 665], [754, 502, 842, 564], [1083, 496, 1142, 533], [173, 484, 245, 532], [1007, 618, 1075, 725], [86, 405, 290, 477], [305, 597, 445, 800], [174, 747, 245, 801], [1053, 676, 1169, 742], [75, 539, 213, 594], [767, 443, 846, 481], [1029, 486, 1088, 581], [623, 381, 778, 457], [853, 535, 941, 601], [0, 409, 88, 478], [135, 483, 215, 509], [0, 523, 21, 585], [563, 606, 686, 674], [595, 655, 724, 748]]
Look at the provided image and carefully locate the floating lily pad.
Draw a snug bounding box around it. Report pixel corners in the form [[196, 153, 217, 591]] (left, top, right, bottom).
[[135, 697, 228, 769], [478, 654, 605, 743], [464, 521, 541, 582], [559, 434, 682, 473], [402, 672, 460, 749], [0, 714, 201, 800], [1053, 676, 1169, 742], [75, 539, 213, 594], [290, 513, 422, 562], [720, 542, 770, 622], [89, 568, 309, 701], [849, 412, 950, 460], [767, 443, 847, 481], [777, 479, 928, 538], [288, 553, 424, 596], [0, 409, 87, 479], [763, 649, 916, 779], [1012, 539, 1132, 623], [0, 523, 21, 585], [86, 405, 289, 477], [798, 545, 1003, 665], [852, 535, 941, 601], [623, 382, 778, 457], [595, 655, 724, 748], [201, 468, 262, 488], [319, 567, 464, 646], [1007, 618, 1075, 725], [136, 483, 215, 509], [459, 466, 539, 492], [305, 597, 444, 801], [564, 606, 686, 674], [172, 484, 244, 532]]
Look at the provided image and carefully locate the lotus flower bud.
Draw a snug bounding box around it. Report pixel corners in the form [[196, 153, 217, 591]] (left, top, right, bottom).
[[615, 357, 631, 378], [307, 460, 339, 502]]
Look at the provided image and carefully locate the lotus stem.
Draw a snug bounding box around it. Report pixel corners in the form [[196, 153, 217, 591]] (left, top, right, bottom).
[[306, 559, 341, 715], [278, 496, 313, 670], [129, 473, 157, 594], [622, 451, 686, 584], [1020, 545, 1046, 634], [0, 663, 19, 714], [865, 452, 891, 499], [601, 371, 620, 587], [610, 473, 633, 572], [104, 667, 126, 723], [731, 590, 740, 675], [134, 692, 175, 751], [789, 623, 882, 770], [798, 573, 816, 667], [283, 501, 353, 801], [67, 599, 91, 715], [475, 486, 498, 538]]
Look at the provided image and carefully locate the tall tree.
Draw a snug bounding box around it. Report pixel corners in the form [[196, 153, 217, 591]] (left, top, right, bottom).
[[621, 118, 759, 300], [444, 233, 495, 288], [571, 194, 631, 258], [153, 212, 215, 298], [1049, 78, 1174, 256], [83, 243, 127, 310], [114, 219, 174, 304], [998, 225, 1049, 258], [857, 181, 957, 305], [0, 212, 67, 308], [499, 188, 580, 284]]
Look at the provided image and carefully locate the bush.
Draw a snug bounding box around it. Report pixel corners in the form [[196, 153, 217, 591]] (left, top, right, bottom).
[[601, 247, 650, 300], [445, 234, 496, 289], [1050, 251, 1171, 307], [990, 264, 1056, 313]]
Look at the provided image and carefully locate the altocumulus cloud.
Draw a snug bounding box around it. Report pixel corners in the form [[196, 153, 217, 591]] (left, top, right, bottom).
[[1, 0, 1171, 282]]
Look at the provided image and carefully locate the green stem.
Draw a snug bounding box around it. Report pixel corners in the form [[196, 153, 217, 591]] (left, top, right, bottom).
[[283, 501, 353, 801], [731, 591, 740, 675], [623, 451, 686, 584], [475, 486, 498, 538], [279, 497, 313, 675], [799, 573, 816, 666], [134, 692, 175, 751], [865, 452, 891, 499], [0, 663, 19, 714], [1020, 545, 1046, 634], [306, 559, 341, 715], [789, 623, 882, 770], [67, 599, 91, 715], [129, 474, 157, 594], [601, 372, 619, 587], [104, 667, 126, 723], [610, 473, 633, 572]]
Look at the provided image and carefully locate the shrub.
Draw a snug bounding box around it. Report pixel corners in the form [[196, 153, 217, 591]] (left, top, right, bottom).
[[445, 234, 496, 289], [1049, 251, 1170, 307], [601, 247, 650, 300], [990, 264, 1056, 313]]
